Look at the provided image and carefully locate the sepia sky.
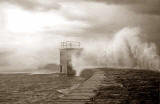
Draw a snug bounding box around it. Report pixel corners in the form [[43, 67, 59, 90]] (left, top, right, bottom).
[[0, 0, 160, 71]]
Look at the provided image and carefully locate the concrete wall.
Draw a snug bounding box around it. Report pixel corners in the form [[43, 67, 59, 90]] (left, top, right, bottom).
[[55, 69, 160, 104], [60, 48, 83, 75]]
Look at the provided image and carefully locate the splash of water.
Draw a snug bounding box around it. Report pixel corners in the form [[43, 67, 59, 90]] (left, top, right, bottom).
[[72, 27, 160, 76]]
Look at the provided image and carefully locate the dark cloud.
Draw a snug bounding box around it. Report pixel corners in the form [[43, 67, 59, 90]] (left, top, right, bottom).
[[88, 0, 157, 5], [89, 0, 160, 15], [1, 0, 61, 11], [61, 1, 160, 43], [128, 3, 160, 15]]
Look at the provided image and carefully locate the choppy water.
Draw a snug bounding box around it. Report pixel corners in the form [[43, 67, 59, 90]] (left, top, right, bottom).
[[0, 73, 85, 104]]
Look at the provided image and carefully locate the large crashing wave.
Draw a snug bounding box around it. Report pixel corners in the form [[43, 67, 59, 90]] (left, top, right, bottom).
[[72, 27, 160, 76]]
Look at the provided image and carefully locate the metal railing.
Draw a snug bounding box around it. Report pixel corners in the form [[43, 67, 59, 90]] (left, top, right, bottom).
[[61, 41, 80, 48]]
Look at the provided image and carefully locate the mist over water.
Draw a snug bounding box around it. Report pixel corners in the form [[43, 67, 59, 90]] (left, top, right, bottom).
[[72, 27, 160, 76], [0, 34, 76, 73], [0, 27, 159, 74]]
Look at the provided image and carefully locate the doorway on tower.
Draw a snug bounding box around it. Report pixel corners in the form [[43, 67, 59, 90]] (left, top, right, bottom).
[[60, 65, 62, 73]]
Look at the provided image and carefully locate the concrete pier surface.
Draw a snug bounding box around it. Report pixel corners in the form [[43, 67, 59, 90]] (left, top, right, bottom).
[[54, 68, 160, 104], [55, 70, 105, 104]]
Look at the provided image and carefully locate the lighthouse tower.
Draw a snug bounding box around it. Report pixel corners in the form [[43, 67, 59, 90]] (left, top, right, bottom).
[[59, 41, 83, 75]]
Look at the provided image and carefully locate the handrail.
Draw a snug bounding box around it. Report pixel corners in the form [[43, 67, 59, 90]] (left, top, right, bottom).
[[61, 41, 81, 48]]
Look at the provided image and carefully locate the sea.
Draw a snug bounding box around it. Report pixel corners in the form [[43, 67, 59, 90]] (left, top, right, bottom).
[[0, 73, 85, 104]]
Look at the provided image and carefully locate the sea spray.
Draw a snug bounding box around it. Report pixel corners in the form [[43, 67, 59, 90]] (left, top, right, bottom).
[[72, 27, 160, 76]]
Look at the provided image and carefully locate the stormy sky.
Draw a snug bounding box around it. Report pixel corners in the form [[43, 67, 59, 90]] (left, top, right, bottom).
[[0, 0, 160, 72]]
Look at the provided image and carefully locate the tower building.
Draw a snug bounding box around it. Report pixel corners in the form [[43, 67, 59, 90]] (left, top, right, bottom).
[[59, 41, 83, 75]]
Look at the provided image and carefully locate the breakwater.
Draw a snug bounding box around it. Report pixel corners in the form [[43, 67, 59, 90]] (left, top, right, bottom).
[[55, 68, 160, 104]]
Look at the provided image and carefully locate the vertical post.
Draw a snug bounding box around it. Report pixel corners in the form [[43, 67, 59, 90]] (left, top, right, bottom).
[[60, 65, 62, 73]]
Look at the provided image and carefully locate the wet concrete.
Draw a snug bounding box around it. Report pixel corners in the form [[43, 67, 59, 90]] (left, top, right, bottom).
[[54, 69, 160, 104], [55, 70, 105, 104]]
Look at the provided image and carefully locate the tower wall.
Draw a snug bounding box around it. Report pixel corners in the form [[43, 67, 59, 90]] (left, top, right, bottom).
[[60, 48, 82, 75]]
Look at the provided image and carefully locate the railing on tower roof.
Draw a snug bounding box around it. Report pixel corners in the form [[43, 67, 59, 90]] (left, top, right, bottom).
[[61, 41, 80, 49]]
